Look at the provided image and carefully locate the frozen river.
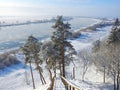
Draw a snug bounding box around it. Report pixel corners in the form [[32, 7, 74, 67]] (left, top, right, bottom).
[[0, 16, 98, 51]]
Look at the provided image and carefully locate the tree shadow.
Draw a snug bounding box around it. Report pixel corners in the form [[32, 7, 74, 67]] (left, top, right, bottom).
[[0, 63, 26, 76]]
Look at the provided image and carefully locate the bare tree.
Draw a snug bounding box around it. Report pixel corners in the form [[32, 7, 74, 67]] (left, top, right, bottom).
[[92, 39, 108, 83], [77, 48, 92, 81], [92, 39, 120, 90], [24, 71, 30, 85]]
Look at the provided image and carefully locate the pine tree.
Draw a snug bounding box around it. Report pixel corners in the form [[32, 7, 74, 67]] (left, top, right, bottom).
[[22, 35, 46, 86], [51, 16, 75, 77], [108, 18, 120, 44], [22, 36, 36, 89], [42, 41, 60, 80]]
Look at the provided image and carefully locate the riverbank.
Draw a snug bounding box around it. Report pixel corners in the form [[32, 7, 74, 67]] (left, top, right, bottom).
[[72, 19, 113, 38], [0, 17, 72, 27]]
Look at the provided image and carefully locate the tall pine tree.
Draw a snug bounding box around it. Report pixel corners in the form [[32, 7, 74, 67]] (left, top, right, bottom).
[[22, 35, 46, 86], [51, 16, 75, 77], [22, 35, 37, 89], [108, 18, 120, 44]]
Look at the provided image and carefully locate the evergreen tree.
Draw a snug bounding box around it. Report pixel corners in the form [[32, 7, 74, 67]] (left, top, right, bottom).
[[51, 16, 75, 77], [42, 41, 60, 80], [22, 36, 36, 89], [22, 35, 46, 86], [108, 18, 120, 44]]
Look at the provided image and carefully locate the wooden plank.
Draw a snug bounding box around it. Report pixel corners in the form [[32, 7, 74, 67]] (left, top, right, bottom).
[[61, 76, 80, 90]]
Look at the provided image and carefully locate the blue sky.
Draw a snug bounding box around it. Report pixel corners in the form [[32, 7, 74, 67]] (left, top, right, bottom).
[[0, 0, 120, 17]]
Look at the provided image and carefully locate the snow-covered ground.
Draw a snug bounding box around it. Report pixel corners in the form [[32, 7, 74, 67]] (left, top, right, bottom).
[[0, 19, 114, 90], [0, 62, 50, 90], [65, 26, 113, 90]]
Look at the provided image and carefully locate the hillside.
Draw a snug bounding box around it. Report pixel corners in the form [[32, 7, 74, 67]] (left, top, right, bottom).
[[0, 20, 115, 90]]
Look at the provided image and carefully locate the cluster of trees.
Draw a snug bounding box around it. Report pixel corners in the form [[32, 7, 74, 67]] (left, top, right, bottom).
[[74, 18, 120, 90], [92, 18, 120, 90], [21, 16, 75, 89]]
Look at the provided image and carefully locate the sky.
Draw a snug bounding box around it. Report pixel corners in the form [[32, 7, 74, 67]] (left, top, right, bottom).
[[0, 0, 120, 17]]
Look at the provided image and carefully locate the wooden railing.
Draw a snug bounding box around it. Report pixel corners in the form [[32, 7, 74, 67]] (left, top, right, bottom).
[[61, 76, 80, 90]]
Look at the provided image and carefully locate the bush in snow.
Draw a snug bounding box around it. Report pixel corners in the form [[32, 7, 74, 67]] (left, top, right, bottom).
[[0, 53, 20, 69]]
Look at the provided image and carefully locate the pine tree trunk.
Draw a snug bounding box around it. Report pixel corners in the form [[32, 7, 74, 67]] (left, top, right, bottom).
[[46, 58, 52, 83], [117, 76, 119, 90], [61, 47, 65, 77], [48, 69, 52, 82], [40, 71, 46, 84], [117, 66, 119, 90], [117, 59, 120, 90], [114, 75, 116, 90], [29, 62, 35, 89], [38, 66, 44, 85], [82, 72, 85, 81], [73, 67, 75, 79], [54, 59, 56, 77], [59, 64, 62, 76], [36, 61, 46, 85], [103, 66, 105, 83], [61, 30, 65, 78]]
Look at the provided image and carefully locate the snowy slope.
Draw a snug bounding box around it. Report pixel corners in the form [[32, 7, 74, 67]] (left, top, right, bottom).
[[65, 26, 113, 90], [0, 60, 50, 90], [0, 24, 113, 90]]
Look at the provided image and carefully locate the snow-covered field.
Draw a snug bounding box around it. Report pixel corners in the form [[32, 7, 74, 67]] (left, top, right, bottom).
[[0, 17, 114, 90], [0, 55, 51, 90]]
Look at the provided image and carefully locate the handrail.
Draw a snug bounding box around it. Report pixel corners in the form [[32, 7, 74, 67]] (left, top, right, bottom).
[[61, 76, 80, 90]]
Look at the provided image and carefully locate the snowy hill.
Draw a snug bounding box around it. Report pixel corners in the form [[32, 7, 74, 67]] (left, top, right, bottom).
[[0, 19, 115, 90]]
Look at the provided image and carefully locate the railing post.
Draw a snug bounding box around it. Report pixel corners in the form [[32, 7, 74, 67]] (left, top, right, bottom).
[[70, 85, 71, 90], [66, 84, 69, 90], [73, 87, 75, 90]]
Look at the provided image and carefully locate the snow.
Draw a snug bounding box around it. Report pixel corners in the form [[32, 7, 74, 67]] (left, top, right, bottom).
[[69, 79, 113, 90], [0, 18, 114, 90], [70, 40, 91, 52], [53, 77, 66, 90], [69, 26, 112, 52], [0, 62, 50, 90]]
